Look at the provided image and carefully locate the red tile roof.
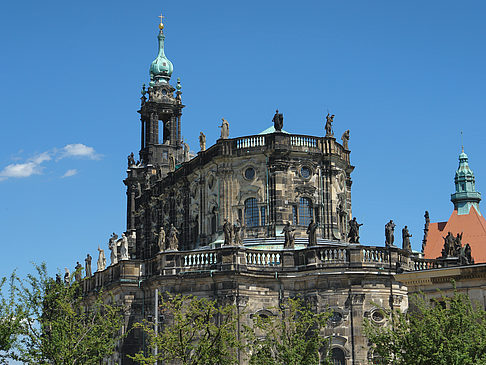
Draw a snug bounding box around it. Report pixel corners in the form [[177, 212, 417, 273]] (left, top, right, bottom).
[[424, 207, 486, 263]]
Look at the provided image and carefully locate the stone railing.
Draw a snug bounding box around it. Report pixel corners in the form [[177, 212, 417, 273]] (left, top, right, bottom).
[[83, 245, 442, 293], [167, 133, 351, 183]]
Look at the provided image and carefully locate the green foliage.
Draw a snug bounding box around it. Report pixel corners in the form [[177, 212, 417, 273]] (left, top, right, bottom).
[[11, 263, 125, 365], [365, 291, 486, 365], [0, 273, 25, 363], [130, 294, 243, 365], [248, 297, 332, 365]]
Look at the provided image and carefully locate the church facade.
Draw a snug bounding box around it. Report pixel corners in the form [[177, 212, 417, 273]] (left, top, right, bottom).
[[81, 19, 470, 365]]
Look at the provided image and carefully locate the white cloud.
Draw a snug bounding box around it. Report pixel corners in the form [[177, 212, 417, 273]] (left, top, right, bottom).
[[61, 169, 78, 178], [61, 144, 99, 160], [0, 152, 51, 180], [0, 143, 99, 182]]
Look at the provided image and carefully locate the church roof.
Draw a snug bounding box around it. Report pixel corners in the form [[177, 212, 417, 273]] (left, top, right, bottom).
[[424, 206, 486, 263], [258, 126, 290, 135]]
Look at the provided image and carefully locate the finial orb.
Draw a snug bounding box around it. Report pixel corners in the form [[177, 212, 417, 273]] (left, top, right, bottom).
[[159, 22, 164, 30]]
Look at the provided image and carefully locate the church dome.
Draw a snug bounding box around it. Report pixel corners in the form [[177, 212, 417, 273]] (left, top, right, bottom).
[[149, 25, 173, 86]]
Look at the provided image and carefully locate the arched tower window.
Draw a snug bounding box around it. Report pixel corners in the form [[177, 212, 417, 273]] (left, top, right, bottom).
[[330, 348, 345, 365], [245, 198, 259, 227], [299, 197, 313, 226]]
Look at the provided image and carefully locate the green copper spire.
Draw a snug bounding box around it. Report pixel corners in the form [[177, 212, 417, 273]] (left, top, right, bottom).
[[451, 148, 481, 215], [149, 15, 173, 86]]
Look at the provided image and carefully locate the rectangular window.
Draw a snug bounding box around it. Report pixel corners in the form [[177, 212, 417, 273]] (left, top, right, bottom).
[[292, 205, 298, 225], [261, 206, 266, 226]]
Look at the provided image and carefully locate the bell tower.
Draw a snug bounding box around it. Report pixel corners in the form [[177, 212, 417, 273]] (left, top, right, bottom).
[[123, 15, 185, 246], [139, 15, 184, 168]]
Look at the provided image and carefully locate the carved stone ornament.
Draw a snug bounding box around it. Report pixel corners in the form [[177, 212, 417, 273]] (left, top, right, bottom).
[[295, 185, 317, 196]]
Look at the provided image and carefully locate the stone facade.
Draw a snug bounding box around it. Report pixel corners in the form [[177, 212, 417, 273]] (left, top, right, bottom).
[[80, 21, 463, 365], [84, 245, 417, 364]]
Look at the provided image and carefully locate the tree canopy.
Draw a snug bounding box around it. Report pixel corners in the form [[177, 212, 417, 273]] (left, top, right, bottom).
[[130, 294, 243, 365], [365, 290, 486, 365], [5, 263, 124, 365], [248, 297, 332, 365]]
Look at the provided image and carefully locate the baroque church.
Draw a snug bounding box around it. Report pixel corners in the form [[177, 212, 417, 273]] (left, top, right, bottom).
[[81, 17, 485, 365]]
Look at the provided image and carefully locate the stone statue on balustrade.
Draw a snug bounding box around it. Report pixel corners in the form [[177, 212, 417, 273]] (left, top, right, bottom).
[[273, 109, 284, 132], [454, 232, 463, 256], [325, 113, 334, 137], [85, 253, 92, 277], [402, 226, 412, 252], [306, 219, 318, 246], [281, 222, 296, 249], [219, 118, 229, 139], [74, 262, 82, 282], [64, 268, 70, 286], [341, 130, 350, 150], [183, 141, 190, 161], [97, 246, 106, 272], [157, 226, 166, 252], [348, 217, 363, 243], [108, 232, 118, 266], [120, 233, 129, 260], [441, 231, 455, 257], [56, 274, 61, 285], [127, 152, 136, 167], [385, 220, 396, 247], [233, 219, 242, 245], [223, 219, 233, 245], [199, 132, 206, 151], [167, 224, 179, 251]]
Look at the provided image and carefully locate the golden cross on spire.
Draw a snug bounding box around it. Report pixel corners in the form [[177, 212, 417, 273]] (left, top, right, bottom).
[[158, 12, 165, 30]]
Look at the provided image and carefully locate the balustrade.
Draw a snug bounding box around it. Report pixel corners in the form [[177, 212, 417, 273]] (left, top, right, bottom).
[[290, 135, 318, 148], [236, 136, 266, 149], [246, 251, 281, 266]]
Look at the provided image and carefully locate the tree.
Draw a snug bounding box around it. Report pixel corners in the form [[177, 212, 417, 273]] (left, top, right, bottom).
[[130, 294, 244, 365], [0, 273, 24, 363], [11, 263, 125, 365], [365, 290, 486, 365], [248, 297, 332, 365]]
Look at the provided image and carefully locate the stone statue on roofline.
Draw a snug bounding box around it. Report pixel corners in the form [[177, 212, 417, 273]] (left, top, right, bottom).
[[281, 222, 296, 249], [306, 219, 318, 246], [341, 130, 350, 150], [385, 220, 396, 247], [120, 233, 129, 260], [97, 246, 106, 272], [273, 109, 284, 132], [108, 232, 118, 265], [64, 268, 70, 286], [223, 219, 233, 245], [348, 217, 363, 243], [167, 224, 179, 251], [233, 219, 242, 245], [85, 253, 92, 277], [157, 226, 166, 252], [199, 132, 206, 151], [402, 226, 412, 252], [219, 118, 229, 139], [325, 113, 334, 137], [74, 262, 82, 282]]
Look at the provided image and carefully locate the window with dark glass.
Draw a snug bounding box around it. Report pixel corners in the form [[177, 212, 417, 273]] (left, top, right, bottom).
[[299, 197, 312, 226], [300, 166, 311, 179], [331, 348, 345, 365], [292, 205, 298, 225], [260, 206, 266, 226], [245, 198, 259, 227], [244, 167, 256, 180]]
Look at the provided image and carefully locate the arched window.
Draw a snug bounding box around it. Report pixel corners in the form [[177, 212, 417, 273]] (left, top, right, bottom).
[[331, 348, 345, 365], [299, 197, 313, 226], [245, 198, 259, 227]]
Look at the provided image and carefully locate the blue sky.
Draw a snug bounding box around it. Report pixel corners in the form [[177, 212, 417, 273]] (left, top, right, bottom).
[[1, 0, 485, 277]]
